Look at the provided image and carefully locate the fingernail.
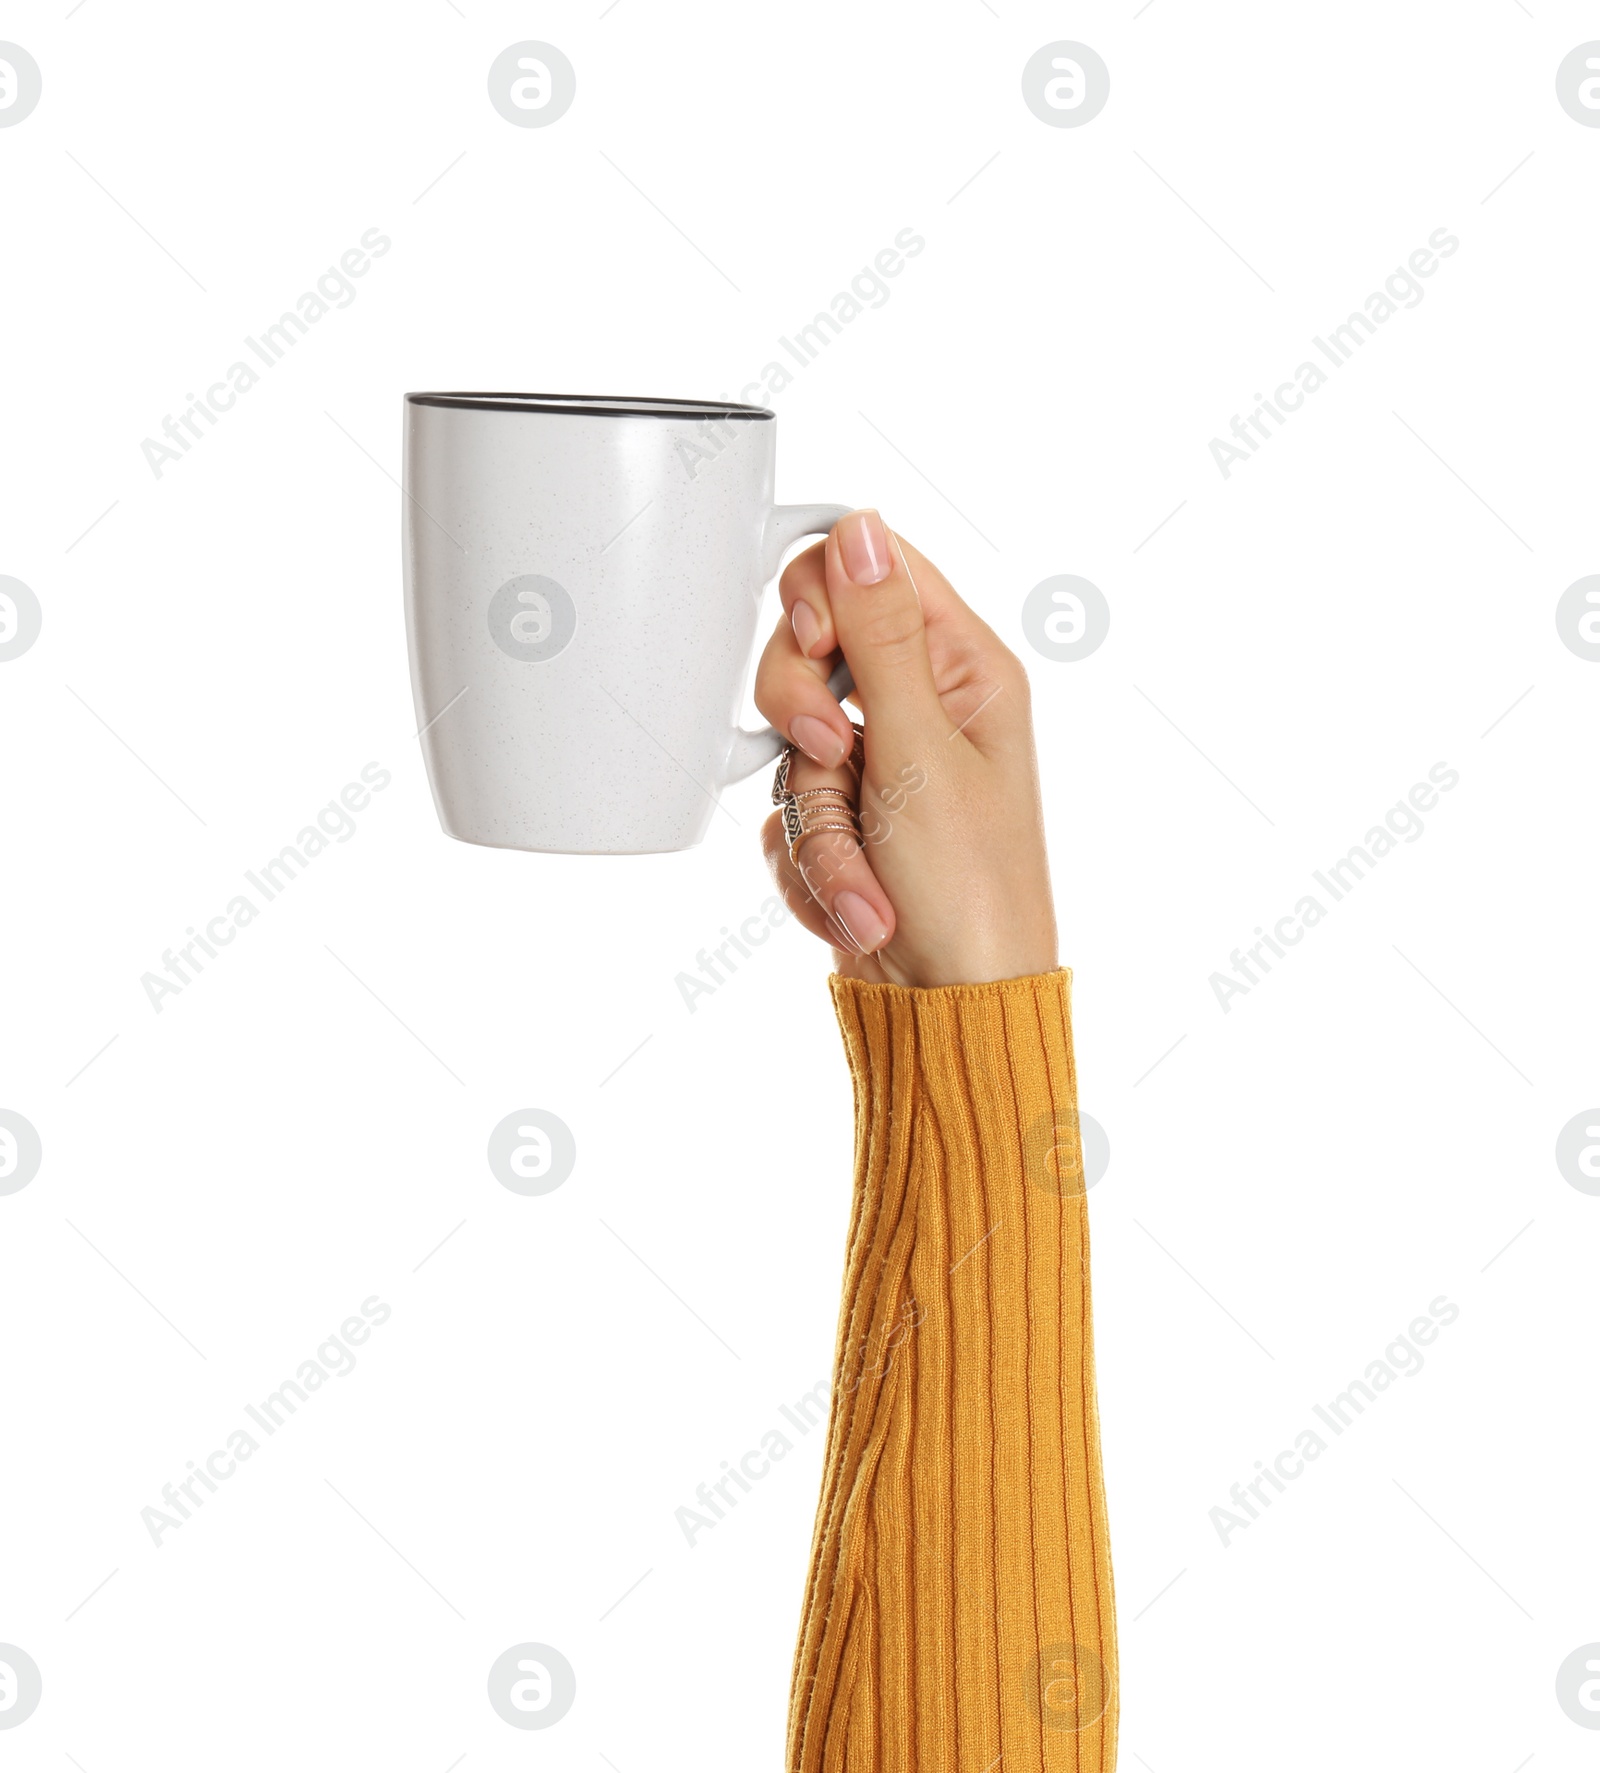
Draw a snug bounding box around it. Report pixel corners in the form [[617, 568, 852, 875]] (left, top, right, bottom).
[[790, 714, 847, 767], [790, 599, 823, 657], [834, 891, 889, 953], [838, 510, 892, 587]]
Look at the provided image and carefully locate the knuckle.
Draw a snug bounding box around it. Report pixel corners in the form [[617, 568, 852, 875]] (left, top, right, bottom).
[[752, 649, 797, 722], [998, 650, 1032, 700], [972, 642, 1029, 706], [978, 631, 1025, 681], [796, 830, 864, 894], [850, 601, 926, 660], [783, 751, 851, 796], [779, 542, 827, 605], [995, 638, 1027, 677]]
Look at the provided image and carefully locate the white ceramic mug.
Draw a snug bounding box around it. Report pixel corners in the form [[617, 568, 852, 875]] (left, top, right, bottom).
[[403, 391, 851, 854]]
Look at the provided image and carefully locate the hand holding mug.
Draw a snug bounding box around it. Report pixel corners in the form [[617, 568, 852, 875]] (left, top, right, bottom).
[[756, 511, 1058, 989]]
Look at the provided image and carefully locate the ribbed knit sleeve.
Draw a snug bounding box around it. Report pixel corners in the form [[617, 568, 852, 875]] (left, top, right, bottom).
[[788, 968, 1117, 1773]]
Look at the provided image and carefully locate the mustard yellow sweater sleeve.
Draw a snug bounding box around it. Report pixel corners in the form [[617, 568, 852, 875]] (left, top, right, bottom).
[[788, 968, 1118, 1773]]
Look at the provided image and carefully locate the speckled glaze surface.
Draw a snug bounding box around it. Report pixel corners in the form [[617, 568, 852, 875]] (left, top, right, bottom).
[[403, 392, 849, 854]]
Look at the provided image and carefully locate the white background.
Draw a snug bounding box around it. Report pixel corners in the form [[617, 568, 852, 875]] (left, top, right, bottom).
[[2, 3, 1597, 1768]]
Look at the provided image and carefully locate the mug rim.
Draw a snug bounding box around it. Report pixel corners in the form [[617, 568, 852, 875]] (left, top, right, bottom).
[[405, 390, 775, 421]]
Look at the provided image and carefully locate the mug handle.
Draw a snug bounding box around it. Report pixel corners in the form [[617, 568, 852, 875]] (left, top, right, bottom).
[[723, 502, 856, 784]]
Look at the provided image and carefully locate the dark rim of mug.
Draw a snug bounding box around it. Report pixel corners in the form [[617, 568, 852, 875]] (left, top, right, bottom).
[[405, 391, 776, 420]]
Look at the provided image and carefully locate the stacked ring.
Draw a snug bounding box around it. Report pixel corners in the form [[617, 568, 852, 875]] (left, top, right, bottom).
[[773, 724, 867, 869]]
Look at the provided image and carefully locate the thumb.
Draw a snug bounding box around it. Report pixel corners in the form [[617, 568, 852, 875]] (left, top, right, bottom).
[[825, 510, 942, 744]]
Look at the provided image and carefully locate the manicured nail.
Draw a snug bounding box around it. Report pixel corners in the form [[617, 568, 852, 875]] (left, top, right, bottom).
[[790, 714, 847, 767], [834, 891, 889, 953], [790, 599, 823, 657], [838, 510, 892, 587]]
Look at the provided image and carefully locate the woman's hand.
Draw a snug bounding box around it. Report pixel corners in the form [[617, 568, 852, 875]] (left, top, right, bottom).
[[754, 509, 1057, 988]]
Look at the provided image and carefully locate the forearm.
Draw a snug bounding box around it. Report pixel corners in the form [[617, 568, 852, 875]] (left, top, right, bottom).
[[789, 969, 1118, 1773]]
